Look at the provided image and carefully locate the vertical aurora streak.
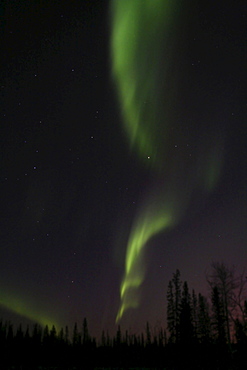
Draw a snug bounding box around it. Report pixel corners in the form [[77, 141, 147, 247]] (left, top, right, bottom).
[[111, 0, 224, 322], [116, 200, 175, 322]]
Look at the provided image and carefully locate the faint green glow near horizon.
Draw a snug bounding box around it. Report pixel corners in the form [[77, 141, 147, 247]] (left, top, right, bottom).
[[0, 291, 59, 328]]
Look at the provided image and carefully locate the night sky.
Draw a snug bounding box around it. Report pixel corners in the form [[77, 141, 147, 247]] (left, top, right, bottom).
[[1, 0, 246, 338]]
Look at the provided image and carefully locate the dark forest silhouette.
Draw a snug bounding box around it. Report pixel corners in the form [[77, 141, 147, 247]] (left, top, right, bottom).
[[1, 263, 247, 369]]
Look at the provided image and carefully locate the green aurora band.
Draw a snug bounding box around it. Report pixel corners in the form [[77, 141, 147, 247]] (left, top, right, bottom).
[[111, 0, 224, 322]]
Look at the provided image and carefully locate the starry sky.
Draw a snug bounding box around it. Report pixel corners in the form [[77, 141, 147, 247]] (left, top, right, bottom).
[[1, 0, 246, 338]]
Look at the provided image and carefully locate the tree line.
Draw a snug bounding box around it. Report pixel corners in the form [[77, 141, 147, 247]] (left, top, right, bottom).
[[166, 262, 247, 347], [1, 262, 247, 369]]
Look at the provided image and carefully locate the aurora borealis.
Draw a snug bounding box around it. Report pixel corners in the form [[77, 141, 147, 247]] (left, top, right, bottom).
[[1, 0, 246, 337], [111, 0, 225, 321]]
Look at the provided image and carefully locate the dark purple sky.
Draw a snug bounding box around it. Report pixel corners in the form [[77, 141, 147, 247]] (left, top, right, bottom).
[[1, 0, 246, 338]]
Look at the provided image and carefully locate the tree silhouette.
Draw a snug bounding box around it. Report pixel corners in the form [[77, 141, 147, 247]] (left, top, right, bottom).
[[197, 293, 211, 344], [179, 281, 193, 344], [167, 279, 175, 343], [211, 285, 226, 345], [207, 262, 237, 344], [191, 289, 198, 339], [167, 269, 182, 343], [72, 322, 80, 346]]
